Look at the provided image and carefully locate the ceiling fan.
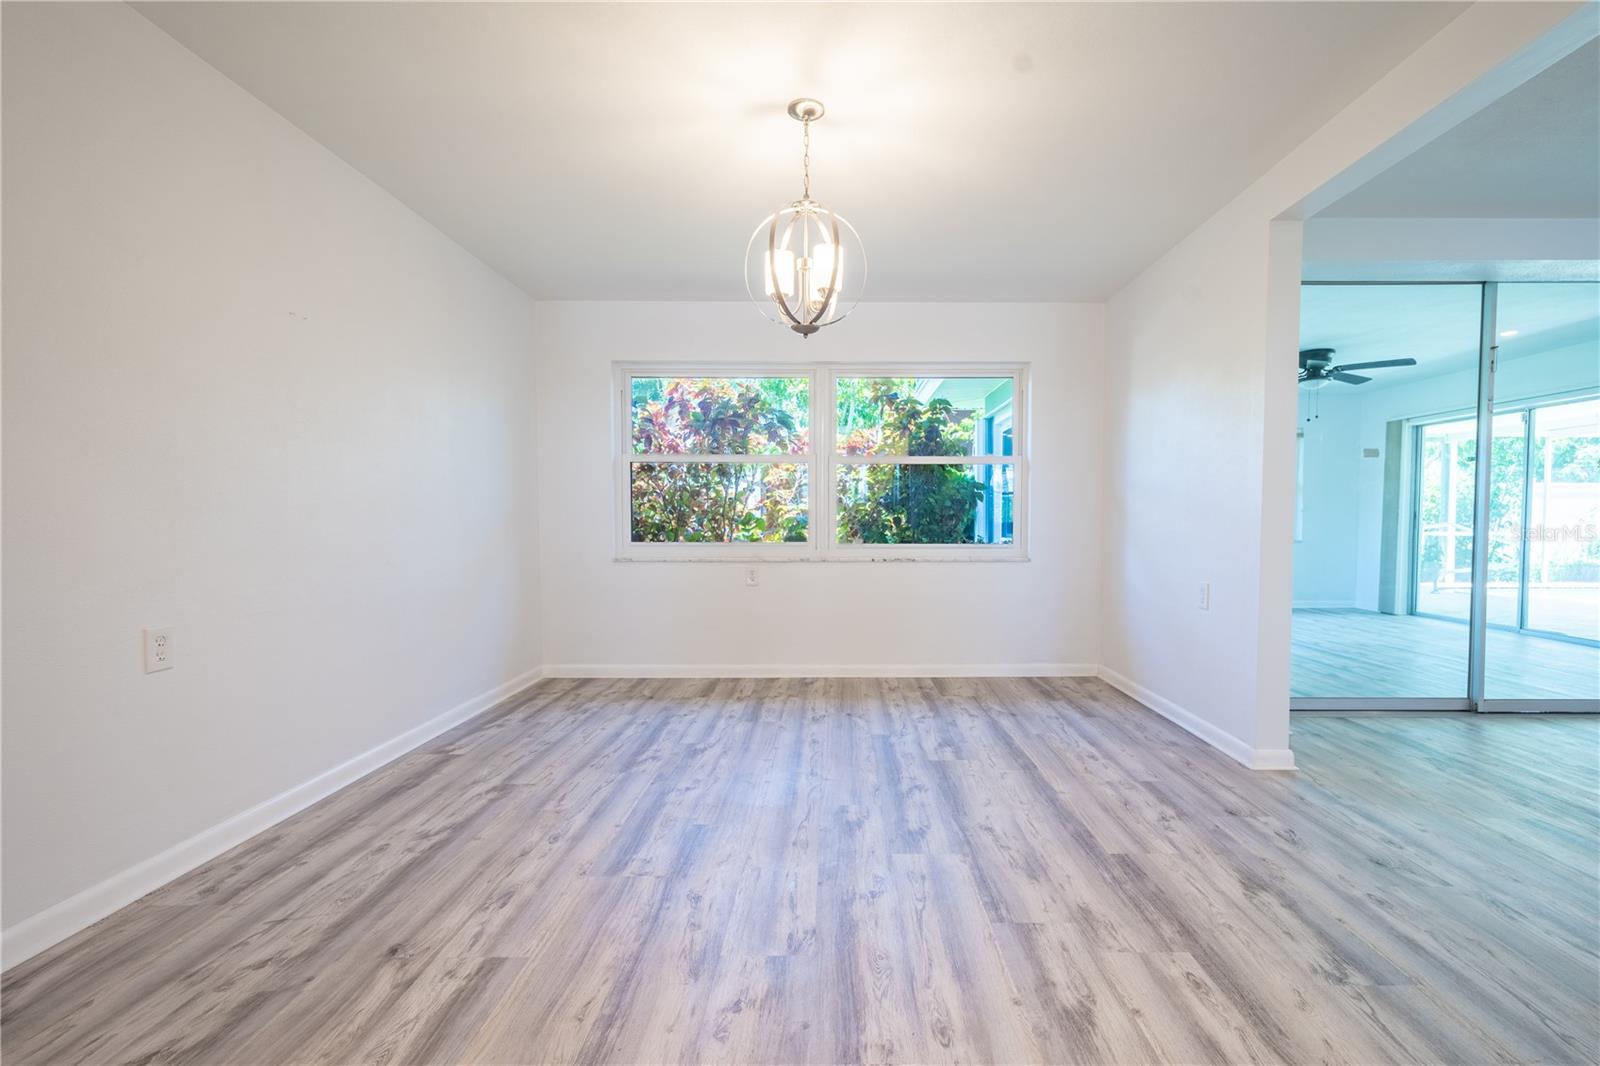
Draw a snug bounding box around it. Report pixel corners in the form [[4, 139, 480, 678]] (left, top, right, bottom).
[[1298, 348, 1417, 391]]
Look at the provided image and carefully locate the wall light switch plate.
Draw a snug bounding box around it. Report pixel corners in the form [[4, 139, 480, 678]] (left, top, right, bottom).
[[143, 626, 174, 672], [1198, 583, 1211, 611]]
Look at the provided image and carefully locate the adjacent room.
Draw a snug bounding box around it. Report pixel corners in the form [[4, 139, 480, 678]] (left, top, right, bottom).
[[1294, 282, 1600, 701], [3, 3, 1597, 1064], [1293, 39, 1600, 706]]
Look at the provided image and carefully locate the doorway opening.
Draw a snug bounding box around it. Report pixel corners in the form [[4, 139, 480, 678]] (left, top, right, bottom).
[[1291, 281, 1599, 710]]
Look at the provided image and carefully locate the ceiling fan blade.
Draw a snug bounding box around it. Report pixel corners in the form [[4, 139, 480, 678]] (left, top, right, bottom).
[[1334, 358, 1417, 372], [1330, 371, 1371, 384]]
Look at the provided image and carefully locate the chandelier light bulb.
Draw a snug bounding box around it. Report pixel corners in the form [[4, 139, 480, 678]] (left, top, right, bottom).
[[744, 98, 866, 337]]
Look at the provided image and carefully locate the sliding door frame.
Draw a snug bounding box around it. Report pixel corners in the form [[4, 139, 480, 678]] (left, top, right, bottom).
[[1291, 280, 1599, 714], [1465, 283, 1498, 705], [1516, 407, 1534, 633]]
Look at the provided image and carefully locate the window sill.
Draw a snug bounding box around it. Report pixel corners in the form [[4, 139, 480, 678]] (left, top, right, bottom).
[[614, 549, 1030, 563]]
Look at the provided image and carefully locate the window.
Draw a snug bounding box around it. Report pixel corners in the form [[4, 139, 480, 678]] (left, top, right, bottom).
[[618, 365, 1027, 560], [627, 375, 812, 547]]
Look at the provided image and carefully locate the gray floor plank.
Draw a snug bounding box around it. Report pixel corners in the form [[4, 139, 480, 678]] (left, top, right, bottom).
[[1293, 607, 1600, 699], [3, 678, 1596, 1065]]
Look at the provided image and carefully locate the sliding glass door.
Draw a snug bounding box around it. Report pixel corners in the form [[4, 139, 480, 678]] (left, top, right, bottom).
[[1525, 398, 1600, 643], [1292, 283, 1483, 703], [1410, 410, 1529, 628], [1481, 284, 1600, 706], [1292, 280, 1599, 711]]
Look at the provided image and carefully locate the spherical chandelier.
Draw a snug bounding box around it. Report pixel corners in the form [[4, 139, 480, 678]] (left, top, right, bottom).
[[744, 99, 866, 337]]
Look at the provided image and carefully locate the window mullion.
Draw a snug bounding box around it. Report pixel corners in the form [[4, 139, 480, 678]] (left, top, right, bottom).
[[629, 453, 795, 465]]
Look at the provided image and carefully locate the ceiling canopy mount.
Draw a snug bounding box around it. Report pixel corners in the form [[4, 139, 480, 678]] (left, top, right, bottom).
[[786, 98, 825, 123]]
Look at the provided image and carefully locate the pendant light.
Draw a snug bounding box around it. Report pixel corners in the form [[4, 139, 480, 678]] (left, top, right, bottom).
[[744, 99, 866, 337]]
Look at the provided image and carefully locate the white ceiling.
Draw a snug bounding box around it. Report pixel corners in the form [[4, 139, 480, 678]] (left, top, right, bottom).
[[1320, 39, 1600, 219], [136, 1, 1466, 301]]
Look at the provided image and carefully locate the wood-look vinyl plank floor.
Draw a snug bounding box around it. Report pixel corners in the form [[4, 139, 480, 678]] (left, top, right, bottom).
[[1293, 607, 1600, 700], [3, 677, 1596, 1065]]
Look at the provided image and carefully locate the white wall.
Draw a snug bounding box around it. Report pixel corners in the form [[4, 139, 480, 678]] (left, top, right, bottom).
[[1293, 391, 1365, 607], [1099, 3, 1588, 768], [1, 2, 542, 952], [1100, 216, 1303, 766], [531, 301, 1103, 675]]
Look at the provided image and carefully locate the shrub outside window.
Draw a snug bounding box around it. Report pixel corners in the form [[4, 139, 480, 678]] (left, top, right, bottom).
[[617, 364, 1026, 560]]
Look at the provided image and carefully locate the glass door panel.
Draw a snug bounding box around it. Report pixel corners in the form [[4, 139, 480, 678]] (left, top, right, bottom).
[[1483, 282, 1600, 703], [1291, 282, 1484, 700], [1414, 416, 1478, 624], [1527, 398, 1600, 643]]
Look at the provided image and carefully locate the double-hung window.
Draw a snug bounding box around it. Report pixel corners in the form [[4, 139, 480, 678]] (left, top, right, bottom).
[[618, 364, 1026, 560]]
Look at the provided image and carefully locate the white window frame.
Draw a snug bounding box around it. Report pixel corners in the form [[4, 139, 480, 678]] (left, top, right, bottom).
[[614, 362, 1029, 562]]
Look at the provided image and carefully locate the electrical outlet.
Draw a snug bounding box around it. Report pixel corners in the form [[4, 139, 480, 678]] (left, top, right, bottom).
[[1198, 583, 1210, 611], [143, 626, 174, 673], [745, 567, 759, 588]]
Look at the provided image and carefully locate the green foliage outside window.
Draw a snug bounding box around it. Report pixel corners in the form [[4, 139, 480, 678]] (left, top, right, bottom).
[[631, 462, 807, 543], [630, 378, 807, 542], [1534, 431, 1600, 580], [631, 376, 808, 455], [835, 380, 988, 544], [836, 377, 982, 456], [1417, 416, 1600, 585]]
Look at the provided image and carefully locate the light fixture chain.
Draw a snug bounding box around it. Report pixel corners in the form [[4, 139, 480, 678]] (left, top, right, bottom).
[[802, 119, 811, 200]]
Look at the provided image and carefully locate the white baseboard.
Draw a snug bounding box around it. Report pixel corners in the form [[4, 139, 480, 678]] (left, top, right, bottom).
[[542, 663, 1100, 679], [1292, 600, 1357, 609], [1095, 666, 1297, 772], [0, 666, 545, 972], [1247, 747, 1299, 771], [545, 664, 1295, 769]]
